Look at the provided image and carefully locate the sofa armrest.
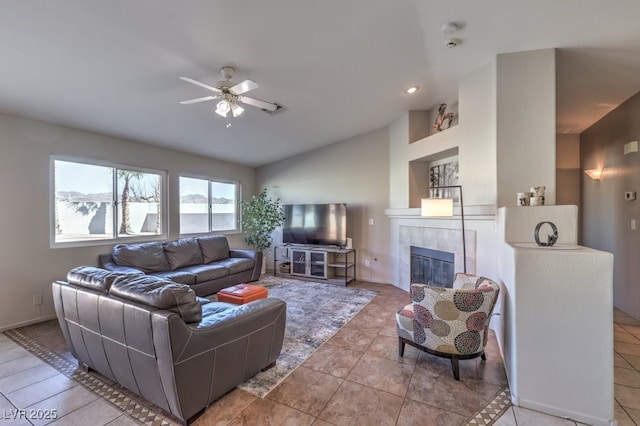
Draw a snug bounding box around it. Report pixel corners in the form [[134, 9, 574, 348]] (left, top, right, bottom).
[[229, 249, 262, 281], [229, 248, 258, 260], [99, 254, 144, 275], [151, 298, 286, 420]]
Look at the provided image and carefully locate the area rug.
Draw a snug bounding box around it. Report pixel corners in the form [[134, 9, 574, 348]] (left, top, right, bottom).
[[230, 276, 378, 397]]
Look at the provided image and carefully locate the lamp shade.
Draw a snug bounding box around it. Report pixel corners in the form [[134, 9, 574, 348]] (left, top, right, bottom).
[[421, 198, 454, 217]]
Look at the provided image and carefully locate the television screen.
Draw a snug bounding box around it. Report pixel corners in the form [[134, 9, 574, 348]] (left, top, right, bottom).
[[282, 203, 347, 247]]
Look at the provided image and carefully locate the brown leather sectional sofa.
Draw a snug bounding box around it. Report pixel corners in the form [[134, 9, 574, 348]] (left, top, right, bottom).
[[99, 235, 262, 296], [52, 266, 286, 423]]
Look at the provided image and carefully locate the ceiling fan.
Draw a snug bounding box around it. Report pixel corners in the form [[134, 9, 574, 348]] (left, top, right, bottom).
[[179, 66, 282, 124]]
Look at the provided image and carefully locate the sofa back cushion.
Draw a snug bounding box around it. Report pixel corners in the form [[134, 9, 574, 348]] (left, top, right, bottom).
[[67, 266, 140, 292], [164, 238, 204, 270], [197, 235, 230, 263], [109, 275, 202, 323], [112, 241, 170, 273]]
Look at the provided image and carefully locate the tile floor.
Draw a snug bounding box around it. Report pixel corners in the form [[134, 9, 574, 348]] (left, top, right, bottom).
[[0, 280, 636, 425]]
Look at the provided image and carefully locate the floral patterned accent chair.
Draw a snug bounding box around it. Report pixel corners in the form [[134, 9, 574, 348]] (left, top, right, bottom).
[[396, 273, 500, 380]]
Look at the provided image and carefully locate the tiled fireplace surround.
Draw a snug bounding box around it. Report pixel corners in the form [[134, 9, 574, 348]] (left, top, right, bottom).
[[399, 225, 476, 288]]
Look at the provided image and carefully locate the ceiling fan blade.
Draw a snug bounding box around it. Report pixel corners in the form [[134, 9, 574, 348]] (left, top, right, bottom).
[[179, 76, 222, 94], [230, 79, 259, 95], [179, 95, 217, 105], [238, 95, 279, 112]]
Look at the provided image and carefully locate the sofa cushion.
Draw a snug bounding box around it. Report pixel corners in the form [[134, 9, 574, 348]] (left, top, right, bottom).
[[67, 266, 141, 293], [197, 235, 230, 263], [164, 238, 204, 270], [112, 242, 170, 273], [149, 270, 197, 285], [109, 275, 202, 323], [216, 257, 255, 275], [180, 264, 230, 283]]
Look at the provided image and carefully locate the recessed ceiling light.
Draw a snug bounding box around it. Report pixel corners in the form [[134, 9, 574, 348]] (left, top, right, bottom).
[[404, 85, 420, 94]]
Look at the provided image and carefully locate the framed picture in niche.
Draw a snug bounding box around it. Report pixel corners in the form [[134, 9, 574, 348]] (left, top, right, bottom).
[[429, 159, 459, 201]]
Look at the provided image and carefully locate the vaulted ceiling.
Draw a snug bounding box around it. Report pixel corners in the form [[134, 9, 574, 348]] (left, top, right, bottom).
[[1, 1, 640, 166]]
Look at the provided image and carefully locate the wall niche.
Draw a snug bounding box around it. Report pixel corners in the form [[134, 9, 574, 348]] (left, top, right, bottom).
[[409, 147, 459, 208]]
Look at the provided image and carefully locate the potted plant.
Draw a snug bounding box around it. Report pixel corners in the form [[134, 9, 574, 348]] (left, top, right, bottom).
[[241, 189, 284, 273]]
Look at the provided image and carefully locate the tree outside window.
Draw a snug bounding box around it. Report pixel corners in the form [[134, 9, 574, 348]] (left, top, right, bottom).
[[53, 159, 164, 244]]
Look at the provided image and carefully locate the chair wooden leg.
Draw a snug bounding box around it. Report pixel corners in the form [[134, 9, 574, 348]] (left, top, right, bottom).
[[481, 352, 486, 361], [451, 356, 460, 381], [398, 338, 405, 357]]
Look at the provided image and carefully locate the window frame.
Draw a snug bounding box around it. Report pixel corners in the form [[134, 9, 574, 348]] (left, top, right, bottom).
[[178, 173, 241, 236], [50, 155, 168, 248]]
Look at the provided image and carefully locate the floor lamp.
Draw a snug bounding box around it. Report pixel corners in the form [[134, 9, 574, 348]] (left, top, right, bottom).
[[420, 185, 466, 273]]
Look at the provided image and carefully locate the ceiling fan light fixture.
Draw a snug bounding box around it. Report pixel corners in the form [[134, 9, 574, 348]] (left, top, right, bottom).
[[230, 101, 244, 118], [215, 100, 231, 117]]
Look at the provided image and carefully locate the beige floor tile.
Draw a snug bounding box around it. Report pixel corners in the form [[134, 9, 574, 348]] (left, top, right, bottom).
[[0, 363, 60, 394], [476, 358, 509, 388], [621, 353, 640, 370], [0, 354, 45, 379], [366, 334, 420, 364], [346, 353, 415, 397], [47, 398, 123, 426], [493, 407, 517, 426], [325, 326, 376, 352], [0, 338, 21, 352], [615, 329, 640, 344], [405, 361, 482, 416], [614, 401, 636, 426], [625, 406, 640, 424], [228, 397, 314, 426], [267, 366, 343, 417], [192, 388, 257, 426], [616, 383, 640, 411], [378, 317, 399, 338], [615, 342, 640, 357], [0, 394, 31, 426], [6, 373, 78, 408], [344, 309, 389, 334], [396, 398, 467, 426], [614, 366, 640, 387], [27, 385, 99, 426], [318, 381, 404, 426], [620, 324, 640, 335], [302, 344, 362, 378], [310, 419, 334, 426], [103, 414, 141, 426], [615, 352, 635, 369], [0, 346, 31, 364], [512, 406, 577, 425]]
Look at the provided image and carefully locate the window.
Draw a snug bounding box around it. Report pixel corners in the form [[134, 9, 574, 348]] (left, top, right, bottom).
[[179, 176, 239, 234], [52, 158, 165, 245]]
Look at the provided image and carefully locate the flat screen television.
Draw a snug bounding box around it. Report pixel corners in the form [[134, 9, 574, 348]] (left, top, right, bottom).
[[282, 203, 347, 247]]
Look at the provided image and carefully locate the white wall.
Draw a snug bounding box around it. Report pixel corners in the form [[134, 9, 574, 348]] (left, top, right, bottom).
[[387, 59, 500, 286], [497, 49, 557, 207], [256, 127, 392, 284], [497, 206, 614, 425], [556, 134, 581, 215], [0, 112, 255, 331]]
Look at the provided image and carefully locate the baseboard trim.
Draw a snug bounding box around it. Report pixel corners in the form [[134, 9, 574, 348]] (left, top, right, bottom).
[[515, 397, 615, 426], [0, 314, 57, 333]]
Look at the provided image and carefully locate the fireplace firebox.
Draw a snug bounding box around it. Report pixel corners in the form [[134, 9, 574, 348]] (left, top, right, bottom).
[[410, 246, 454, 288]]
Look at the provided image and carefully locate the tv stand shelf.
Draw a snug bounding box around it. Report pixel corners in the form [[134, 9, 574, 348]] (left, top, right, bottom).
[[273, 245, 356, 286]]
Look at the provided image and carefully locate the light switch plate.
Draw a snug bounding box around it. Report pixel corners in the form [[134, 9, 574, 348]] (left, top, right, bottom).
[[625, 191, 636, 201]]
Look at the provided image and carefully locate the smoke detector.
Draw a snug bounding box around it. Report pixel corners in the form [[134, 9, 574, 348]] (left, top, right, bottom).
[[441, 22, 459, 35], [445, 38, 459, 49]]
